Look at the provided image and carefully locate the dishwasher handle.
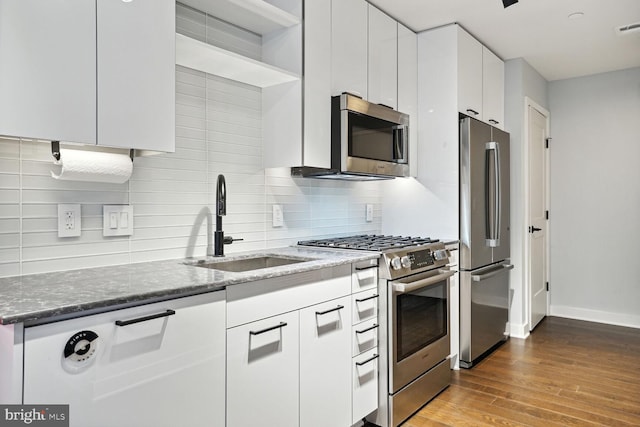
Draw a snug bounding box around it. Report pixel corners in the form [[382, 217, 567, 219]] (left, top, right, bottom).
[[115, 309, 176, 327], [391, 269, 455, 294], [471, 264, 514, 282]]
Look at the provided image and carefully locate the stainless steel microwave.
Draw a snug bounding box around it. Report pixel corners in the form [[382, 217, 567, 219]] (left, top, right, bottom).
[[292, 93, 410, 180]]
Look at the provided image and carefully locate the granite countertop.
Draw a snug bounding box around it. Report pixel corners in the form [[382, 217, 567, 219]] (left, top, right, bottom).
[[0, 246, 378, 326]]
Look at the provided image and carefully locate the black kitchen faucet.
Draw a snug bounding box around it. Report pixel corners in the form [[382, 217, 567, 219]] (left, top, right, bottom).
[[214, 174, 241, 256]]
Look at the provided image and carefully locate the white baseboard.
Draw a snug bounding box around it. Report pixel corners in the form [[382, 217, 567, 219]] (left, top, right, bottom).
[[509, 321, 530, 339], [550, 305, 640, 329]]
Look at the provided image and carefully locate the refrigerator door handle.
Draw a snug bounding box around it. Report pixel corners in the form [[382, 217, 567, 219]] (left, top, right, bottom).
[[471, 264, 514, 281], [485, 141, 501, 247]]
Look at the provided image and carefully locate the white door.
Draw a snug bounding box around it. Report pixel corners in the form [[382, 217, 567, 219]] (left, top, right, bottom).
[[528, 104, 549, 330]]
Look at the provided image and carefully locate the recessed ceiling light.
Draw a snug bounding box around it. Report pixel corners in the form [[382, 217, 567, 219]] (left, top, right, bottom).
[[568, 12, 585, 20]]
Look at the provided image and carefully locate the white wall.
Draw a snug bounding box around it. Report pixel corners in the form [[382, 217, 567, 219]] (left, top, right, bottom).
[[504, 58, 548, 337], [0, 4, 383, 278], [547, 67, 640, 328]]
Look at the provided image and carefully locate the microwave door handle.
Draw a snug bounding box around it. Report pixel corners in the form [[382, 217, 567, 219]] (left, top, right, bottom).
[[486, 142, 500, 247], [393, 126, 408, 162], [391, 269, 455, 294]]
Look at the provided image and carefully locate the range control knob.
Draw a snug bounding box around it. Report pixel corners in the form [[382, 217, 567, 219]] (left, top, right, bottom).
[[390, 257, 402, 270], [433, 249, 448, 261], [400, 256, 411, 269]]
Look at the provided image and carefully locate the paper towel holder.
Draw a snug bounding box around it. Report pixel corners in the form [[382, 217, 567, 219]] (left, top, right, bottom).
[[51, 141, 134, 162]]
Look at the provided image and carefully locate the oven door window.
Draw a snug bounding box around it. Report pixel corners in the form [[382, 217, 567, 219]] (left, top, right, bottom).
[[348, 112, 406, 163], [396, 280, 447, 362]]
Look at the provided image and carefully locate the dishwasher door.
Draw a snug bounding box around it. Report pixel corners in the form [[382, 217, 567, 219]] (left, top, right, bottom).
[[23, 291, 226, 427], [459, 261, 513, 368]]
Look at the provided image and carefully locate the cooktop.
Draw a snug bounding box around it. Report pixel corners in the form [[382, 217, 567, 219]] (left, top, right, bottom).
[[297, 234, 438, 252]]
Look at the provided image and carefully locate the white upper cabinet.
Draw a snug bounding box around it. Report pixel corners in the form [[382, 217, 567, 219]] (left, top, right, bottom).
[[0, 0, 175, 152], [482, 46, 505, 129], [97, 0, 175, 152], [0, 0, 97, 144], [450, 25, 505, 128], [368, 5, 397, 109], [457, 26, 483, 119], [397, 22, 418, 177], [331, 0, 368, 98], [300, 0, 332, 169]]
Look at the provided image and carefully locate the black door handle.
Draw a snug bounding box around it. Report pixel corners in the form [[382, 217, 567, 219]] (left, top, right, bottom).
[[529, 226, 542, 233]]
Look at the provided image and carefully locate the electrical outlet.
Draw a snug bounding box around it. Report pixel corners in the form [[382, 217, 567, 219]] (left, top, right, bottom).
[[366, 204, 374, 222], [58, 204, 81, 237], [272, 204, 284, 227]]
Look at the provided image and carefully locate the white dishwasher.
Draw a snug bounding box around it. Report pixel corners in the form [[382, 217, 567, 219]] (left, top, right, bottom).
[[23, 291, 225, 427]]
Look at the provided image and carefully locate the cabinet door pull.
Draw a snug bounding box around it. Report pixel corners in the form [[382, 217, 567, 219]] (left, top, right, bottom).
[[250, 322, 287, 336], [355, 323, 379, 334], [115, 309, 175, 327], [355, 294, 379, 303], [355, 265, 377, 271], [466, 108, 479, 116], [356, 354, 379, 366], [315, 305, 344, 316], [488, 119, 499, 125]]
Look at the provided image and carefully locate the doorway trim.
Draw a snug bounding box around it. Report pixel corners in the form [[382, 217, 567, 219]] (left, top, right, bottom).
[[523, 96, 550, 332]]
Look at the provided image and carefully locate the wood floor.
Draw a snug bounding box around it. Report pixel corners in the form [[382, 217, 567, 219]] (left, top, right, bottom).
[[404, 316, 640, 427]]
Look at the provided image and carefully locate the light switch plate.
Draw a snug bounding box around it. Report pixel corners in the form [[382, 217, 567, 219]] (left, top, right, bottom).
[[272, 204, 284, 227], [103, 205, 133, 236], [58, 204, 81, 237]]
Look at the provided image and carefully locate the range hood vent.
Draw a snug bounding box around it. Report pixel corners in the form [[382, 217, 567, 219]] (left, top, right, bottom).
[[291, 166, 394, 181]]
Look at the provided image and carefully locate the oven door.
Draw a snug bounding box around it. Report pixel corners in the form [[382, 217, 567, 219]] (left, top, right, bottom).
[[388, 267, 454, 393]]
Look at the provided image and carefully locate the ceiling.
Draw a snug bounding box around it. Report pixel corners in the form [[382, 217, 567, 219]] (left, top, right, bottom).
[[367, 0, 640, 81]]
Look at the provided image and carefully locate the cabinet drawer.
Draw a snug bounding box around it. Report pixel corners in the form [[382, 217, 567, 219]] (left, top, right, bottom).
[[227, 265, 351, 328], [352, 259, 378, 293], [352, 347, 379, 424], [352, 289, 379, 325], [352, 318, 378, 356]]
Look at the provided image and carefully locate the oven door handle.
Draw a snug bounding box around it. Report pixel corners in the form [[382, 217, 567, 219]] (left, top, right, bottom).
[[391, 269, 455, 294], [471, 264, 514, 281]]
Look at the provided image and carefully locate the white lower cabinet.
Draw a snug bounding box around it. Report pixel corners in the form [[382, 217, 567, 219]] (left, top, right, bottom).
[[300, 296, 352, 427], [351, 263, 379, 423], [22, 291, 226, 427], [226, 265, 375, 426], [227, 311, 300, 427], [352, 348, 379, 424]]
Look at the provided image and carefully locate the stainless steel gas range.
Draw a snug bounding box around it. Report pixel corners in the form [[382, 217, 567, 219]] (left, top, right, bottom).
[[298, 235, 453, 427]]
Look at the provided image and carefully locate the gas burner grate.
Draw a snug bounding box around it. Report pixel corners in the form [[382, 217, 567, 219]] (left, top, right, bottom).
[[298, 234, 438, 252]]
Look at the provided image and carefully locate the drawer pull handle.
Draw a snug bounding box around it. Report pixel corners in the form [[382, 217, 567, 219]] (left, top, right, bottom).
[[316, 305, 344, 316], [115, 309, 175, 327], [356, 323, 379, 334], [250, 322, 287, 336], [356, 354, 379, 366], [355, 294, 379, 303], [355, 265, 377, 271]]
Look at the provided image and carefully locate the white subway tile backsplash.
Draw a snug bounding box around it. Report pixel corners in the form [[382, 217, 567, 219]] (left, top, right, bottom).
[[0, 61, 382, 278], [21, 253, 132, 276], [0, 189, 20, 204]]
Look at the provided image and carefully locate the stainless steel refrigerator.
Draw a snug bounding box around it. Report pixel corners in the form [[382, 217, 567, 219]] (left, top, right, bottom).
[[459, 116, 513, 368]]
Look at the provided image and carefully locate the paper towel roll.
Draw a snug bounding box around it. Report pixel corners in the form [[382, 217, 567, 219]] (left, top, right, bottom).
[[51, 148, 133, 184]]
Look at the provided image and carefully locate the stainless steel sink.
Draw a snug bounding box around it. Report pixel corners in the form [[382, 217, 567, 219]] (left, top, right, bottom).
[[187, 255, 310, 273]]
